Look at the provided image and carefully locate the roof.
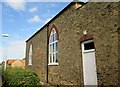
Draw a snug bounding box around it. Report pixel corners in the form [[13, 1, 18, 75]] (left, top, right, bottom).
[[7, 59, 25, 65], [26, 1, 86, 42], [7, 60, 15, 65], [20, 60, 25, 65]]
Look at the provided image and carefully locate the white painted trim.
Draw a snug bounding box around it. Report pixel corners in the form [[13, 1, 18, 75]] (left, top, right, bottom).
[[48, 63, 59, 66], [28, 63, 32, 66], [81, 42, 85, 84], [82, 40, 95, 53], [49, 28, 58, 64], [83, 49, 95, 53], [81, 39, 98, 85], [28, 44, 32, 65], [50, 40, 58, 45], [82, 39, 94, 44]]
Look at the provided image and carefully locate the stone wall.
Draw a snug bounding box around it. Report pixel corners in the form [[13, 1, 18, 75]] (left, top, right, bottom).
[[26, 2, 119, 86], [76, 2, 118, 85], [26, 26, 48, 83]]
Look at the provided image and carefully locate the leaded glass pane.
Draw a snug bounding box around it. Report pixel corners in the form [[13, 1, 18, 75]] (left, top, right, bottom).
[[50, 44, 52, 54], [56, 42, 58, 51], [53, 34, 55, 42], [52, 29, 55, 34], [55, 33, 58, 40], [53, 43, 55, 52], [56, 53, 58, 63], [29, 44, 32, 65], [51, 34, 53, 43], [50, 36, 52, 43], [53, 54, 55, 62], [49, 28, 58, 64]]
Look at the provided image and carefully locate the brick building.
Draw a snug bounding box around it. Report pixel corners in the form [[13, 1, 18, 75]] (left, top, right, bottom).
[[25, 1, 119, 86]]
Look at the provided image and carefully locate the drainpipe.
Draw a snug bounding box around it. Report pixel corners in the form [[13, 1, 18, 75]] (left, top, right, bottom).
[[46, 24, 49, 83]]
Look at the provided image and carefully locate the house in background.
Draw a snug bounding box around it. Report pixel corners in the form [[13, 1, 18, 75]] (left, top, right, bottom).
[[7, 59, 25, 68], [25, 1, 119, 86]]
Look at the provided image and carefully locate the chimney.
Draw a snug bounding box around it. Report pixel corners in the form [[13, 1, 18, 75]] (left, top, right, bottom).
[[73, 0, 82, 9]]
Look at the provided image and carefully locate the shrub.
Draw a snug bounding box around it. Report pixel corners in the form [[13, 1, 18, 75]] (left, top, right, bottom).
[[1, 64, 10, 72], [3, 67, 40, 86]]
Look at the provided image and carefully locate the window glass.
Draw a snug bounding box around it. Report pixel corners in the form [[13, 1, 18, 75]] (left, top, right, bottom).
[[56, 53, 58, 62], [53, 54, 55, 62], [49, 29, 58, 64], [50, 44, 52, 53], [53, 44, 54, 52], [53, 29, 55, 34], [54, 34, 56, 41], [84, 42, 95, 50], [53, 34, 55, 42], [56, 42, 58, 51], [50, 36, 52, 43], [55, 33, 58, 40], [51, 35, 53, 42], [29, 44, 32, 65]]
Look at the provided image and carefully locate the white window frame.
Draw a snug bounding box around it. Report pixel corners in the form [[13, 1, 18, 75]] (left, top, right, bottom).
[[28, 44, 32, 65], [48, 28, 58, 65], [82, 40, 95, 53]]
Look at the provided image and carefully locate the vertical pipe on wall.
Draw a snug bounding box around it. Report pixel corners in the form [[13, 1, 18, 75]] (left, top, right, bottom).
[[118, 2, 120, 85], [46, 24, 49, 83]]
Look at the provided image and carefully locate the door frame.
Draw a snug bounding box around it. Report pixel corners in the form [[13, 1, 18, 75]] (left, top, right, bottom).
[[81, 39, 95, 53], [81, 39, 98, 85]]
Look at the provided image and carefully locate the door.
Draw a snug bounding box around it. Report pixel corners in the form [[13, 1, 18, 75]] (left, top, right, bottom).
[[81, 40, 97, 86]]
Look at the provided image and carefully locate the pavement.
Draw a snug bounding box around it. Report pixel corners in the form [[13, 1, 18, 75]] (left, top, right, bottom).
[[0, 66, 2, 87]]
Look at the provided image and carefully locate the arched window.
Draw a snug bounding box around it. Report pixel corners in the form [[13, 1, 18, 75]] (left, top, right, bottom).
[[28, 44, 32, 65], [49, 28, 58, 65]]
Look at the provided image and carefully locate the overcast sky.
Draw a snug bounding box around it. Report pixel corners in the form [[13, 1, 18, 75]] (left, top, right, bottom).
[[0, 0, 89, 63]]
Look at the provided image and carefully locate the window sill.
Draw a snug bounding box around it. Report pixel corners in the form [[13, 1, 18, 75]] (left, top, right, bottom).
[[48, 63, 59, 66], [28, 64, 32, 66], [83, 49, 95, 53]]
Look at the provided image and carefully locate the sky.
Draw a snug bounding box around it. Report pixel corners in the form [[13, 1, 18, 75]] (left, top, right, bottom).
[[0, 0, 89, 63]]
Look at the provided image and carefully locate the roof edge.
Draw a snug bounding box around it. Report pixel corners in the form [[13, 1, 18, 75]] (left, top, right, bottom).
[[26, 1, 86, 42]]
